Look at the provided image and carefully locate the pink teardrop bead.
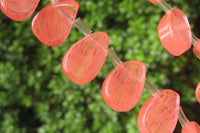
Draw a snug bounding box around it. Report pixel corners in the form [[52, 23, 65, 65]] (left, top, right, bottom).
[[158, 9, 192, 56], [193, 40, 200, 60], [32, 0, 79, 46], [148, 0, 162, 5], [182, 121, 200, 133], [195, 82, 200, 103], [62, 32, 109, 85], [0, 0, 40, 21], [102, 60, 146, 112], [137, 89, 180, 133]]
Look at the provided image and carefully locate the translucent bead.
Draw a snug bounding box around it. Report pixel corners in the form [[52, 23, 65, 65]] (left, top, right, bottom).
[[137, 89, 180, 133], [182, 121, 200, 133], [148, 0, 162, 5], [193, 40, 200, 60], [0, 0, 40, 21], [195, 82, 200, 103], [102, 60, 146, 112], [158, 9, 192, 56], [32, 0, 79, 46], [62, 32, 109, 85]]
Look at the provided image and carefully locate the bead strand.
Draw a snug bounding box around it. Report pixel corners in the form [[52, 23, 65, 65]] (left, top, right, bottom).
[[107, 47, 200, 132], [0, 0, 199, 132]]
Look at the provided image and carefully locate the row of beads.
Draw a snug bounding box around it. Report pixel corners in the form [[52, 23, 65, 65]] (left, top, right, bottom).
[[0, 0, 199, 132]]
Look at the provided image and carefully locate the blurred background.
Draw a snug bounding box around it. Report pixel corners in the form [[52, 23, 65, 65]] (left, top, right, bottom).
[[0, 0, 200, 132]]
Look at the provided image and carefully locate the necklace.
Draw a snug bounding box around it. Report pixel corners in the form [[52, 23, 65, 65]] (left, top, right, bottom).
[[0, 1, 200, 132]]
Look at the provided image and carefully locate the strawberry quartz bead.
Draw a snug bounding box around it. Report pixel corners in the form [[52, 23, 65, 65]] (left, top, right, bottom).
[[195, 82, 200, 103], [137, 89, 180, 133], [193, 40, 200, 60], [182, 121, 200, 133], [0, 0, 40, 21], [32, 0, 79, 46], [102, 60, 146, 112], [158, 9, 192, 56], [62, 32, 109, 85], [148, 0, 162, 5]]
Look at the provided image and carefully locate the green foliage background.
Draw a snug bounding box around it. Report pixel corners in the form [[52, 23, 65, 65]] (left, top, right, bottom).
[[0, 0, 200, 132]]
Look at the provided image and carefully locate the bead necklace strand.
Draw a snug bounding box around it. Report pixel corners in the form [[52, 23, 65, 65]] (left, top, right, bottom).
[[107, 47, 200, 132], [0, 0, 200, 132]]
